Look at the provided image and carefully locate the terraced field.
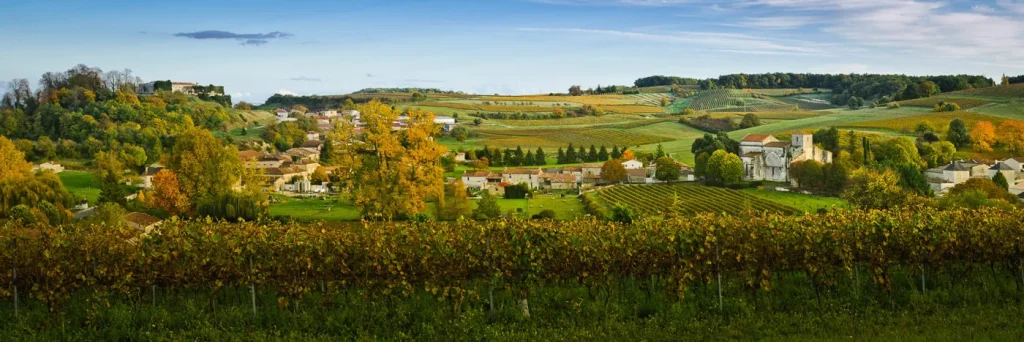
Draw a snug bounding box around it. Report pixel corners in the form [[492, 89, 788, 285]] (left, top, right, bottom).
[[591, 184, 798, 216]]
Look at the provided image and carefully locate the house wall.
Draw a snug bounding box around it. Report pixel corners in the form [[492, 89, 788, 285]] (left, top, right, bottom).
[[989, 169, 1015, 182], [462, 176, 488, 189], [944, 170, 969, 184], [503, 174, 541, 189]]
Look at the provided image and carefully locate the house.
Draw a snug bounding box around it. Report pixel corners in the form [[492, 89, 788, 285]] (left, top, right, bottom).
[[739, 133, 832, 183], [999, 157, 1023, 173], [561, 166, 583, 182], [462, 170, 493, 189], [581, 163, 603, 177], [540, 173, 578, 190], [293, 159, 320, 173], [626, 169, 648, 184], [1011, 182, 1024, 196], [622, 160, 643, 170], [454, 152, 466, 163], [342, 109, 360, 119], [32, 161, 64, 174], [580, 174, 601, 188], [928, 160, 995, 195], [264, 166, 311, 191], [285, 148, 319, 162], [240, 150, 289, 168], [988, 162, 1016, 182], [502, 168, 544, 189], [123, 212, 162, 232], [306, 131, 320, 141], [301, 140, 323, 151], [319, 110, 338, 117], [648, 163, 695, 182], [141, 164, 165, 189]]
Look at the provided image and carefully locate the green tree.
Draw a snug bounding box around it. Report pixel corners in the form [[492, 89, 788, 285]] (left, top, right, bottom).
[[654, 143, 666, 159], [98, 171, 126, 206], [993, 171, 1010, 190], [719, 152, 743, 184], [790, 160, 824, 189], [842, 168, 918, 209], [822, 162, 848, 194], [534, 147, 546, 165], [705, 150, 727, 184], [654, 156, 680, 182], [598, 146, 609, 161], [473, 191, 502, 220], [946, 119, 971, 148], [895, 164, 933, 197], [437, 179, 473, 221], [694, 152, 710, 179], [739, 113, 761, 129], [450, 126, 469, 142]]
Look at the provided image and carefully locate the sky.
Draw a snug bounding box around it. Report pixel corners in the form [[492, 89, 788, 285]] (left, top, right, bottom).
[[1, 0, 1023, 103]]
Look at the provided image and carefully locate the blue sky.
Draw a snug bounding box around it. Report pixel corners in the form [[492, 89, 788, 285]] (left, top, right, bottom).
[[2, 0, 1023, 103]]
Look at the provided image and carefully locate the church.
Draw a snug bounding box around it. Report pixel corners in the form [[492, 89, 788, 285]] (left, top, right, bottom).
[[739, 133, 832, 183]]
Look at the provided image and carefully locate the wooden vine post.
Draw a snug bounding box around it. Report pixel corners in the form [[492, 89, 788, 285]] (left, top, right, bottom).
[[249, 256, 257, 320]]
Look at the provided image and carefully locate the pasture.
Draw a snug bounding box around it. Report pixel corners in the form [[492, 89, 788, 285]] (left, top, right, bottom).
[[268, 195, 362, 221], [480, 196, 585, 220], [59, 171, 101, 204], [897, 97, 989, 110], [589, 184, 798, 217], [740, 188, 848, 213]]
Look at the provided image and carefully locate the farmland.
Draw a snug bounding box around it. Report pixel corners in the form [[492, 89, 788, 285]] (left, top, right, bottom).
[[588, 184, 799, 217], [474, 126, 675, 148], [58, 171, 101, 204], [844, 111, 1010, 134], [897, 96, 990, 109]]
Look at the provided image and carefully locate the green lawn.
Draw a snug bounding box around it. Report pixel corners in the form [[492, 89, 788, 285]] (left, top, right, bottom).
[[741, 188, 848, 213], [268, 195, 362, 221], [58, 171, 101, 204]]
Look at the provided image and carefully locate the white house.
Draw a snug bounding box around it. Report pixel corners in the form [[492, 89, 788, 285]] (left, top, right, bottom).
[[988, 162, 1016, 182], [621, 160, 643, 170], [1011, 182, 1024, 196], [32, 161, 64, 174], [502, 168, 543, 189], [1000, 157, 1023, 173], [454, 152, 466, 163], [581, 163, 603, 176], [306, 131, 320, 141], [141, 164, 165, 189], [739, 133, 832, 183], [927, 160, 996, 195], [540, 173, 578, 190]]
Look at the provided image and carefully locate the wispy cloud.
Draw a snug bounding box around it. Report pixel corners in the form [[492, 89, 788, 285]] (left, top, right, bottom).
[[173, 30, 292, 46], [288, 76, 322, 82], [728, 16, 822, 29], [529, 0, 707, 6], [517, 27, 831, 56], [231, 92, 253, 98], [276, 89, 298, 96]]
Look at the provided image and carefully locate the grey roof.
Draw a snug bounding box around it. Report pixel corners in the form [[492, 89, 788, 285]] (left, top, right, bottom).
[[943, 162, 970, 171], [990, 162, 1015, 171]]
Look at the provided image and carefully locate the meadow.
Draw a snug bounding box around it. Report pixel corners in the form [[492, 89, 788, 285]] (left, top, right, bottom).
[[740, 188, 848, 213], [897, 96, 990, 109], [57, 171, 100, 204], [844, 111, 1010, 134]]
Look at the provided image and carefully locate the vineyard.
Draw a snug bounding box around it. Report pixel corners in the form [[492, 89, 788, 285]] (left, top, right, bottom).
[[845, 111, 1009, 134], [687, 89, 787, 112], [4, 208, 1024, 339], [741, 88, 825, 96], [773, 95, 837, 110], [587, 184, 800, 217], [897, 96, 990, 109], [946, 83, 1024, 97], [707, 111, 821, 121], [478, 94, 630, 105]]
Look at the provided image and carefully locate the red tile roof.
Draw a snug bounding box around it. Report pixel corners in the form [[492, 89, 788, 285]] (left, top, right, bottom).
[[742, 134, 772, 142], [765, 141, 791, 148], [503, 168, 542, 175], [123, 212, 162, 227]]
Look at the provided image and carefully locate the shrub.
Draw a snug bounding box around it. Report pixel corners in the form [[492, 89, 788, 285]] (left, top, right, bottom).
[[504, 184, 531, 199], [8, 204, 36, 224], [531, 209, 556, 220]]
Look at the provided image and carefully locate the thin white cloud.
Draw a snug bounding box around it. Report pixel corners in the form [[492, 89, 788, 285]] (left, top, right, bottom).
[[231, 92, 253, 98], [728, 16, 822, 29], [529, 0, 707, 6], [972, 4, 996, 13], [517, 27, 831, 56], [276, 89, 298, 96]]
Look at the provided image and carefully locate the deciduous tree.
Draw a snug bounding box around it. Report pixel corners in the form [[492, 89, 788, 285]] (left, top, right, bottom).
[[970, 121, 996, 152], [166, 127, 242, 207], [946, 119, 970, 148], [0, 135, 31, 181], [600, 159, 627, 184], [147, 170, 189, 216], [654, 156, 680, 182], [998, 120, 1024, 154]]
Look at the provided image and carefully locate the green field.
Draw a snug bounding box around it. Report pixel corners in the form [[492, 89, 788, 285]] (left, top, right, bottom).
[[58, 171, 101, 204], [741, 188, 848, 213], [268, 195, 362, 221], [269, 194, 584, 221]]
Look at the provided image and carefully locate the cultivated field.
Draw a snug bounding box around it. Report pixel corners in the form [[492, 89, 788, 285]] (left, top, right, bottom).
[[897, 97, 990, 109], [589, 184, 798, 216], [844, 111, 1010, 134]]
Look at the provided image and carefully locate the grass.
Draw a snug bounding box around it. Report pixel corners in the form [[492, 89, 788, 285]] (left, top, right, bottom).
[[268, 195, 362, 221], [58, 171, 100, 204], [740, 188, 848, 213], [479, 94, 631, 105], [898, 96, 989, 109], [475, 196, 584, 220], [474, 127, 674, 149]]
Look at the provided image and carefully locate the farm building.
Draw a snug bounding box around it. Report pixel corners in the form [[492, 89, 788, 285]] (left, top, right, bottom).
[[622, 160, 644, 170], [123, 212, 162, 232], [301, 140, 323, 151], [462, 170, 498, 189], [141, 164, 165, 189], [502, 168, 544, 189], [541, 173, 578, 190], [988, 162, 1016, 182], [739, 133, 832, 183], [32, 161, 64, 174], [561, 166, 583, 182], [454, 152, 466, 162], [1011, 182, 1024, 196], [581, 163, 603, 176], [626, 169, 648, 184]]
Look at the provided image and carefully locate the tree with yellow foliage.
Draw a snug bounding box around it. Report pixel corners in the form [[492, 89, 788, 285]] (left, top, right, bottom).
[[353, 101, 446, 220], [322, 116, 361, 189], [0, 135, 32, 181], [620, 149, 635, 161], [436, 178, 472, 221], [165, 128, 242, 208], [147, 170, 189, 216], [970, 121, 996, 152], [998, 120, 1024, 154]]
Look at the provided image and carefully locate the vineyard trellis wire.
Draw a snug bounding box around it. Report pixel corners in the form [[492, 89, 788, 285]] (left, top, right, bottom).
[[2, 207, 1024, 316]]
